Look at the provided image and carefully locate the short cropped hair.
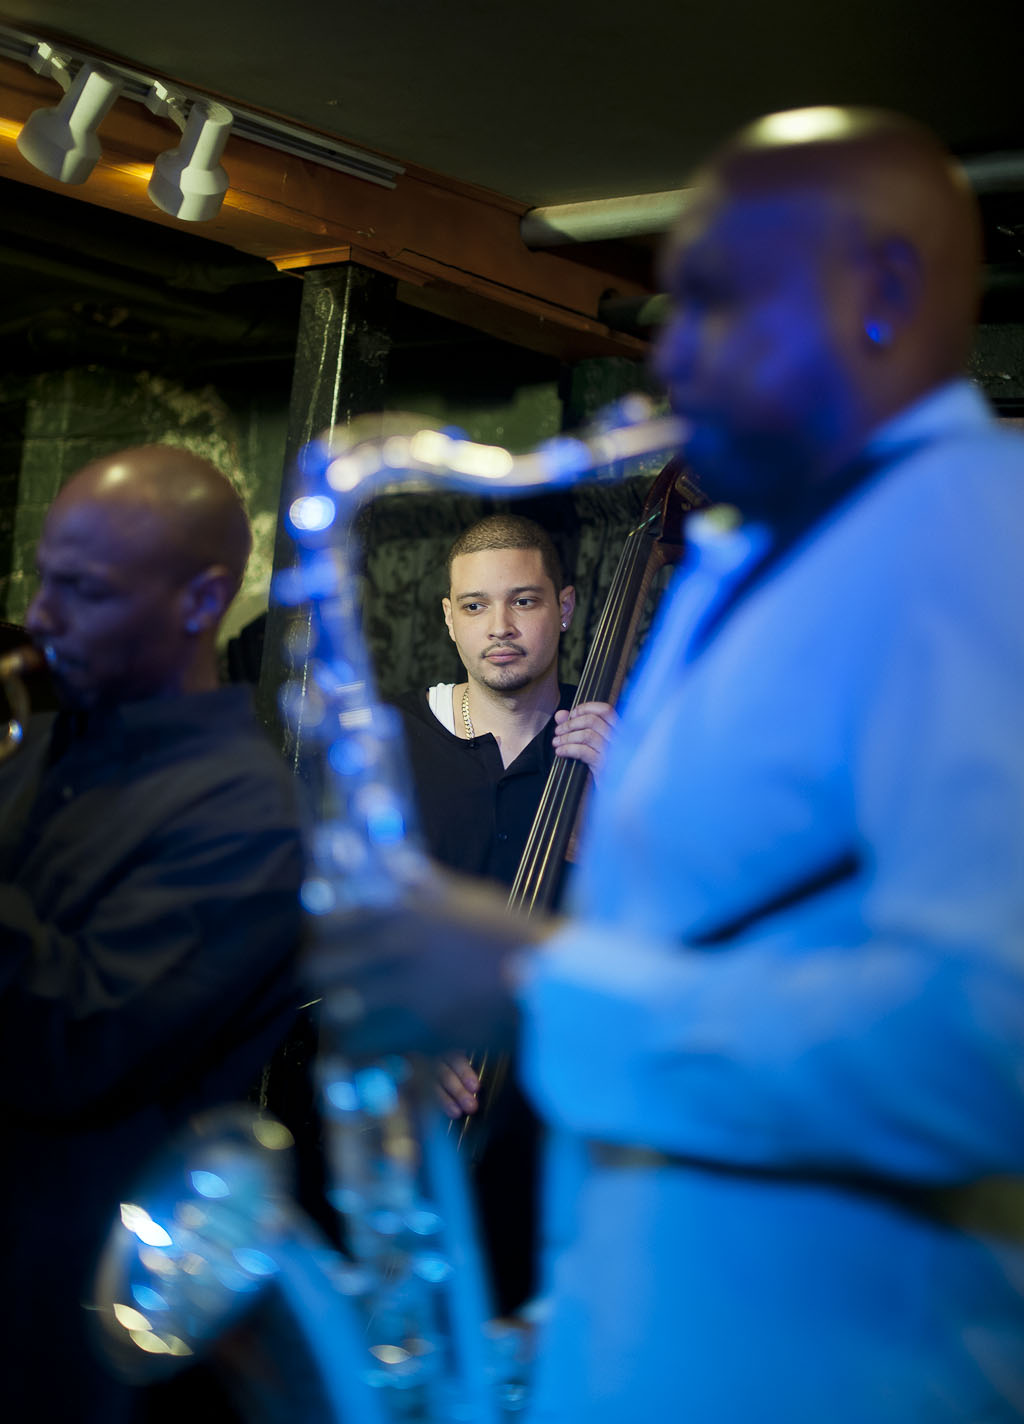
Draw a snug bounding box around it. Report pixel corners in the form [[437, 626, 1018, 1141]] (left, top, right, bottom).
[[445, 514, 565, 592]]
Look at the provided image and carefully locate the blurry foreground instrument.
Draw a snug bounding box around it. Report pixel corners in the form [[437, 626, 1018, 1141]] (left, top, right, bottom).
[[461, 456, 706, 1144], [93, 397, 686, 1421], [0, 644, 45, 761]]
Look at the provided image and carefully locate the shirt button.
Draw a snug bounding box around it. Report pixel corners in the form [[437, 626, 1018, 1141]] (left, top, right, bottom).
[[497, 831, 508, 841]]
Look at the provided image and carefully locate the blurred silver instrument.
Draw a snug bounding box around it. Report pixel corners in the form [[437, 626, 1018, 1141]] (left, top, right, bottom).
[[94, 397, 686, 1419]]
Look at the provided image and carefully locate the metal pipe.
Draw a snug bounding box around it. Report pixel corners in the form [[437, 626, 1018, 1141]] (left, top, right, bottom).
[[520, 190, 690, 248], [521, 154, 1024, 249], [598, 292, 671, 335], [962, 153, 1024, 194]]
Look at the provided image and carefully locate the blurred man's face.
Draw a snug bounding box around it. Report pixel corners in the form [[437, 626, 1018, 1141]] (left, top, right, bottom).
[[26, 494, 194, 710], [654, 188, 861, 516], [443, 547, 572, 696]]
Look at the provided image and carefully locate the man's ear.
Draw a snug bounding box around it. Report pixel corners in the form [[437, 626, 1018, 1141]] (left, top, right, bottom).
[[559, 584, 576, 628], [181, 565, 236, 635], [442, 596, 456, 643], [862, 235, 924, 351]]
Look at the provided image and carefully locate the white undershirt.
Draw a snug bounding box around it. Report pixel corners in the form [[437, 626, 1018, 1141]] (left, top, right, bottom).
[[426, 682, 457, 734]]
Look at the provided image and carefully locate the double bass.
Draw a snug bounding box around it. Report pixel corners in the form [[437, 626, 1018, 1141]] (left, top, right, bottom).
[[464, 459, 706, 1255], [510, 455, 706, 915]]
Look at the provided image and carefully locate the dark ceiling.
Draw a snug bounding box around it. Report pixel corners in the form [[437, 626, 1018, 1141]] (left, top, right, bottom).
[[2, 0, 1021, 205]]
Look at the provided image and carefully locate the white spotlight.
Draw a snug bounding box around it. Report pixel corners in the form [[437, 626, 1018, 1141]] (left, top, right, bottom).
[[17, 43, 122, 184], [146, 84, 233, 223]]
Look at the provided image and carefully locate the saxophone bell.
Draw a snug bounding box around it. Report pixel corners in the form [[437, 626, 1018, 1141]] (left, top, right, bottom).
[[0, 644, 47, 761]]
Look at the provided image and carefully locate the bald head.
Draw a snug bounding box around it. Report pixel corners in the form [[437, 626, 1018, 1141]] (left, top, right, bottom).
[[59, 445, 252, 594], [705, 106, 981, 372], [655, 106, 982, 515], [28, 445, 252, 709]]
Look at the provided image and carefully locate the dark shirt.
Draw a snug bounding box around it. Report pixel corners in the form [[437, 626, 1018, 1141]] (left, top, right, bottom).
[[0, 687, 305, 1422], [391, 683, 577, 1314], [392, 683, 576, 893]]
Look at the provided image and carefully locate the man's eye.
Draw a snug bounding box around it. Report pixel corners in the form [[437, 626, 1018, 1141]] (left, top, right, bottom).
[[71, 581, 112, 601]]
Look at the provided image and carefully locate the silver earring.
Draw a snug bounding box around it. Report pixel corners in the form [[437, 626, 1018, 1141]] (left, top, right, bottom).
[[561, 621, 567, 630], [866, 320, 892, 348]]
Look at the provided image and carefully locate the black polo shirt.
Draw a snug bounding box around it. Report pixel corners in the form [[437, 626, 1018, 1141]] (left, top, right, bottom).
[[392, 683, 576, 893]]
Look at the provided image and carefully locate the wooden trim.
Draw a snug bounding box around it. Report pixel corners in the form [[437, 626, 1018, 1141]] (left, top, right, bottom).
[[0, 58, 653, 359]]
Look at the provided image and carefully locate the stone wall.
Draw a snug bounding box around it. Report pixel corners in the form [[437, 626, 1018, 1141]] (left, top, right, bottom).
[[0, 365, 289, 644], [3, 318, 1020, 680]]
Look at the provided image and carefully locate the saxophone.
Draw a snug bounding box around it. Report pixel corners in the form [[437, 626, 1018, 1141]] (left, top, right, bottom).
[[0, 645, 46, 760], [93, 398, 686, 1419]]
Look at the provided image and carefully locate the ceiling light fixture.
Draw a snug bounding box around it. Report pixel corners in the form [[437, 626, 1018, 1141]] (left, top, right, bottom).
[[145, 83, 233, 222], [0, 23, 403, 199], [16, 43, 122, 184]]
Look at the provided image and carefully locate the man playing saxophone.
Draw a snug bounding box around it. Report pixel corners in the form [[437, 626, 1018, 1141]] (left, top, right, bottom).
[[0, 445, 304, 1422], [326, 107, 1024, 1423]]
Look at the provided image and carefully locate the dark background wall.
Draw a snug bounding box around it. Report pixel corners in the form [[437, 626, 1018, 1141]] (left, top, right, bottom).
[[0, 364, 289, 641]]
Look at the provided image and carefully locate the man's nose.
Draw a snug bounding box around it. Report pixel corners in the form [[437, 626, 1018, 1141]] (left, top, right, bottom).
[[25, 586, 57, 638], [487, 606, 516, 637]]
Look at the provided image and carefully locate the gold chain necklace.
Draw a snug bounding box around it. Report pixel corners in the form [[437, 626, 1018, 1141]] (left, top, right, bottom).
[[461, 684, 475, 739]]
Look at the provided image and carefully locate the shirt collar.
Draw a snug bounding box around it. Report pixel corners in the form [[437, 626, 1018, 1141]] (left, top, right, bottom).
[[685, 378, 992, 571], [860, 377, 992, 458], [56, 685, 255, 756]]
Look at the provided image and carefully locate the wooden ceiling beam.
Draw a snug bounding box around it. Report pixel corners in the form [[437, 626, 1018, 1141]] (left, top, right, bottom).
[[0, 58, 651, 360]]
